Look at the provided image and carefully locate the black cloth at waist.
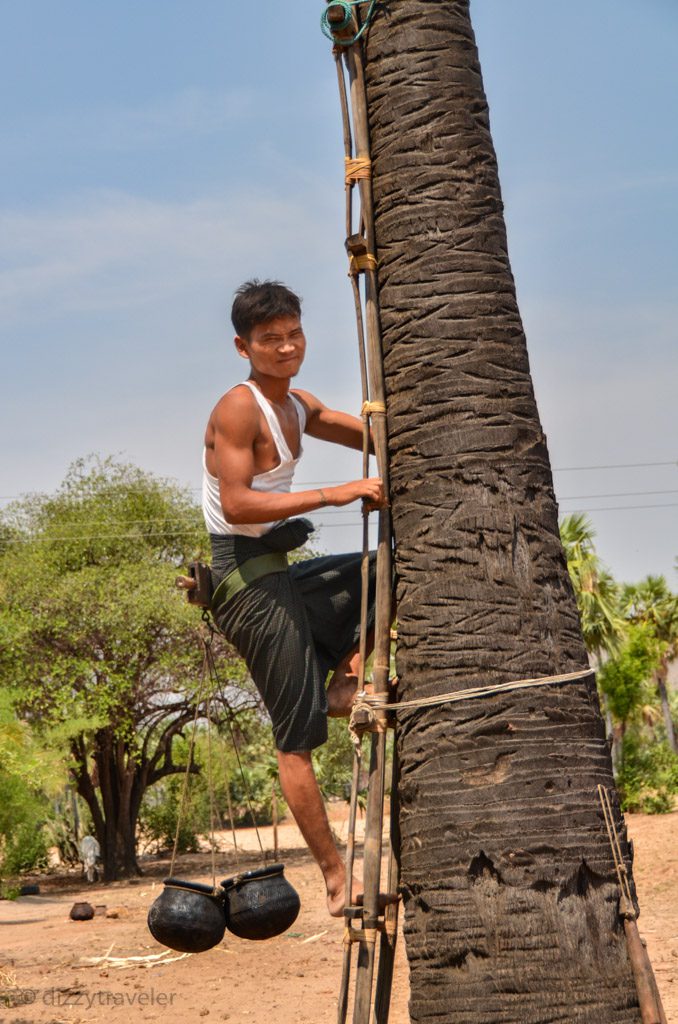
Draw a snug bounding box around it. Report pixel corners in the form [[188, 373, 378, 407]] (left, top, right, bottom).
[[209, 517, 315, 585]]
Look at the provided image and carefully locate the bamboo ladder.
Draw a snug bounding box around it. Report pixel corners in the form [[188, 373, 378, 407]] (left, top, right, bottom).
[[322, 4, 400, 1023]]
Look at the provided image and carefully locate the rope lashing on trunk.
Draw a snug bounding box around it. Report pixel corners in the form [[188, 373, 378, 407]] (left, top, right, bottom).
[[321, 0, 379, 46], [361, 400, 386, 419], [349, 667, 596, 741], [345, 156, 372, 183]]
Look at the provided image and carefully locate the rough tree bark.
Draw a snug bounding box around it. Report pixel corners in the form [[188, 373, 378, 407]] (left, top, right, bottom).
[[362, 2, 642, 1021]]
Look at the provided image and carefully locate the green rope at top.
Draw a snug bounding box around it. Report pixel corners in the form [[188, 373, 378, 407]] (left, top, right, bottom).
[[320, 0, 379, 46]]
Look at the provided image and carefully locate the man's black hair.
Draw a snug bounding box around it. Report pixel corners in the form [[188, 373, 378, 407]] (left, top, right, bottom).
[[231, 280, 302, 339]]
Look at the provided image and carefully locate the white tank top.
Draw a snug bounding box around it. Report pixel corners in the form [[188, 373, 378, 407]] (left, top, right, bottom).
[[202, 380, 307, 537]]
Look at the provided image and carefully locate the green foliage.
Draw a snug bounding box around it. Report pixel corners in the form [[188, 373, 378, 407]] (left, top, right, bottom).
[[2, 822, 50, 876], [598, 622, 663, 725], [622, 575, 678, 646], [558, 519, 678, 813], [0, 690, 66, 879], [313, 718, 356, 800], [228, 716, 283, 825], [617, 733, 678, 814], [559, 513, 624, 657], [138, 717, 285, 854], [139, 775, 200, 854], [0, 456, 251, 877], [0, 456, 209, 737]]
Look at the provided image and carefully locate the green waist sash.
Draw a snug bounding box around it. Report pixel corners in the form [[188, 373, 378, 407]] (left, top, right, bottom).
[[211, 551, 288, 612]]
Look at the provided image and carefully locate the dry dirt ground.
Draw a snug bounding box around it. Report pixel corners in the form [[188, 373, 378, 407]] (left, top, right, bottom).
[[1, 810, 676, 1024]]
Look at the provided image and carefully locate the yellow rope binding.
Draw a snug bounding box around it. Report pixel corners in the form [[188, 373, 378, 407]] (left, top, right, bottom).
[[345, 156, 372, 184], [344, 926, 378, 946], [361, 400, 386, 419], [349, 252, 378, 275]]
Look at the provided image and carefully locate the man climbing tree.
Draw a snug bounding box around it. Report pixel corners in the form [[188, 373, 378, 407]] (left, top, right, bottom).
[[202, 279, 384, 917]]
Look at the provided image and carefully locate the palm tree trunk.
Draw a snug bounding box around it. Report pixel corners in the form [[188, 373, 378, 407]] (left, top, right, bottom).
[[362, 2, 640, 1020], [656, 663, 677, 753]]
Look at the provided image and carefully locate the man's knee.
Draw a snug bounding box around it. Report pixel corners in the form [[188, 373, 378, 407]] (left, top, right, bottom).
[[276, 748, 312, 768], [276, 749, 318, 795]]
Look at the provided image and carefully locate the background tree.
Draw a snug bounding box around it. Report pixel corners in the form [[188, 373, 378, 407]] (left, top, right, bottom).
[[559, 513, 625, 659], [598, 622, 663, 746], [597, 621, 678, 812], [0, 689, 67, 886], [560, 513, 626, 769], [0, 457, 249, 880], [621, 575, 678, 753], [362, 1, 641, 1019]]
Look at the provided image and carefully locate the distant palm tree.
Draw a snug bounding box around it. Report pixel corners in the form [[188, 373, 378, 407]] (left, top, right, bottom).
[[559, 513, 625, 660], [622, 575, 678, 752], [559, 514, 625, 770]]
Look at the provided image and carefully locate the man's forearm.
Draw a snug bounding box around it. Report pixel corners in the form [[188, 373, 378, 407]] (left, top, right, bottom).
[[221, 477, 383, 524], [306, 409, 375, 454], [222, 487, 329, 525]]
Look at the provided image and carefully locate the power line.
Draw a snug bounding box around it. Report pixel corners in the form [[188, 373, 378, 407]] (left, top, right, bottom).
[[6, 502, 677, 546], [559, 488, 678, 501], [2, 457, 676, 504], [4, 487, 678, 528], [561, 502, 678, 514], [553, 460, 677, 473], [288, 459, 678, 481]]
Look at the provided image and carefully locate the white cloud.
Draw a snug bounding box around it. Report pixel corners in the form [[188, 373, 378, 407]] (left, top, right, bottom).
[[0, 187, 341, 324]]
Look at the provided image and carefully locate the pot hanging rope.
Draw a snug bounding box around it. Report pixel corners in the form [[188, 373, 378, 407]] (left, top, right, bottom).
[[147, 622, 300, 951]]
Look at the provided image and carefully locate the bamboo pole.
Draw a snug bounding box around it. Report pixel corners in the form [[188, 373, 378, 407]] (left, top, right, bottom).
[[624, 919, 667, 1024], [374, 742, 400, 1024], [342, 30, 394, 1024], [337, 750, 363, 1024], [326, 7, 398, 1021]]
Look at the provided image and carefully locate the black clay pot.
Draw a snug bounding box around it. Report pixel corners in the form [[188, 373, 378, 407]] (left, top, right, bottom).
[[147, 879, 226, 953], [221, 864, 300, 941], [70, 901, 94, 921]]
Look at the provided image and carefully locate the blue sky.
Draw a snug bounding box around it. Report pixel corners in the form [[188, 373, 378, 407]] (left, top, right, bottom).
[[1, 0, 676, 584]]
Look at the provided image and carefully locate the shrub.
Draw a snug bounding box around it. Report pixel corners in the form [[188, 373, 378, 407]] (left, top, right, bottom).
[[1, 821, 50, 876], [313, 718, 356, 800], [138, 785, 200, 854], [617, 733, 678, 813]]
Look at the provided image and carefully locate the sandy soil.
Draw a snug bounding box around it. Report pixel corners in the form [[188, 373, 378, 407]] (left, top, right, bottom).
[[1, 810, 675, 1024]]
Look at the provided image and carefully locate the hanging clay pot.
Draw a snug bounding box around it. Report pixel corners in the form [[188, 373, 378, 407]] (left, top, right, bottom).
[[221, 864, 300, 941], [70, 901, 94, 921], [147, 879, 226, 953]]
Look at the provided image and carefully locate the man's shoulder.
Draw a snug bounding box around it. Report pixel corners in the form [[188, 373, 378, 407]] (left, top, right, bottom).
[[213, 382, 260, 413], [290, 388, 323, 414], [210, 384, 260, 436]]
